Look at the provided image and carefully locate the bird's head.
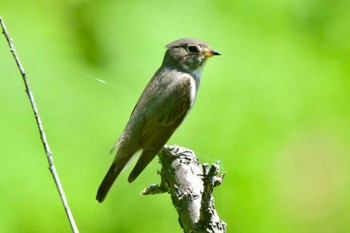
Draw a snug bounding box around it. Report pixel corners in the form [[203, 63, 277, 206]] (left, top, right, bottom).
[[163, 38, 221, 75]]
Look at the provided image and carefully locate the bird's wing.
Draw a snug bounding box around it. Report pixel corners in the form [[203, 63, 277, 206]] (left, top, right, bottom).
[[134, 71, 195, 149], [126, 71, 195, 182]]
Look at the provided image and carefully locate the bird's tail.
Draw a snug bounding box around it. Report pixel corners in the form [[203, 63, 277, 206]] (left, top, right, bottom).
[[96, 162, 122, 203], [96, 146, 138, 203]]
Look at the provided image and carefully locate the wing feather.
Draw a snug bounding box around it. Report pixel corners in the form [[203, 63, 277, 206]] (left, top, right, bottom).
[[130, 69, 194, 150]]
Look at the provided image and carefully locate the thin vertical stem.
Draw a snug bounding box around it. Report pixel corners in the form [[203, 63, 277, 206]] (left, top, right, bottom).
[[0, 17, 79, 233]]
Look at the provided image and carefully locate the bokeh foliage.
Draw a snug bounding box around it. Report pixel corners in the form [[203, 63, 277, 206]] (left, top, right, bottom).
[[1, 0, 350, 232]]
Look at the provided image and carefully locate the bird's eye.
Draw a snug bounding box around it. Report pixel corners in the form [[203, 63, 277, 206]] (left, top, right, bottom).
[[186, 45, 199, 54]]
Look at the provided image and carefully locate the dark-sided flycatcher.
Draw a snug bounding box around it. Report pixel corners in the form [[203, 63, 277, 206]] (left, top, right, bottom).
[[96, 38, 220, 202]]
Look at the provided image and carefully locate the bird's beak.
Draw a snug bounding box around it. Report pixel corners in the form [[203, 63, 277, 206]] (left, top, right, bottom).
[[204, 50, 221, 57]]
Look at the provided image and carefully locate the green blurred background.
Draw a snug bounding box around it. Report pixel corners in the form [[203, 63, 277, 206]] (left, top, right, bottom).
[[1, 0, 350, 232]]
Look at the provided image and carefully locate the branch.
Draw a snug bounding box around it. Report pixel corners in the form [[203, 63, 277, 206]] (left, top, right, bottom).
[[143, 145, 227, 233], [0, 17, 79, 233]]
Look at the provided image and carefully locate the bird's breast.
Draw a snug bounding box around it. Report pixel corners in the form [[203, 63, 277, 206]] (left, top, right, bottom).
[[188, 76, 197, 108]]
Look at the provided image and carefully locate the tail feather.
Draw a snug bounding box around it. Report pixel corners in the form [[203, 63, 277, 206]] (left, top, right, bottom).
[[96, 162, 122, 203], [96, 145, 138, 202]]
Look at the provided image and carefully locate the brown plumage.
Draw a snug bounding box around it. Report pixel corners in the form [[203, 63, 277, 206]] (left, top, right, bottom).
[[96, 38, 220, 202]]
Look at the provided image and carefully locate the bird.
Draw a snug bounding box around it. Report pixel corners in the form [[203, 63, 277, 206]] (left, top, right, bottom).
[[96, 37, 221, 202]]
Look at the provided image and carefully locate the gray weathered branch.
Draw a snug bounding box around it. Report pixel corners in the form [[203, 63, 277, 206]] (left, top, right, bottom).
[[143, 145, 227, 233]]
